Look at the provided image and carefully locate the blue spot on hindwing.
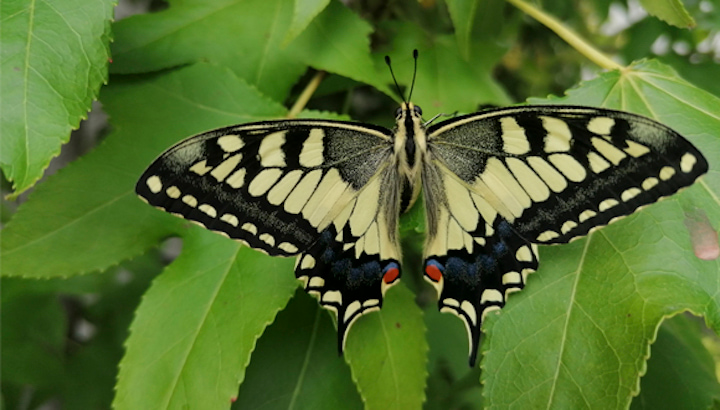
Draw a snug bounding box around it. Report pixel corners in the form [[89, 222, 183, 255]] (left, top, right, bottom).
[[478, 254, 496, 271], [319, 229, 334, 244], [346, 259, 382, 288], [383, 261, 400, 273], [331, 259, 351, 276], [446, 257, 465, 276], [497, 220, 512, 238], [444, 256, 482, 286], [493, 241, 507, 256], [322, 248, 335, 263], [426, 259, 444, 271]]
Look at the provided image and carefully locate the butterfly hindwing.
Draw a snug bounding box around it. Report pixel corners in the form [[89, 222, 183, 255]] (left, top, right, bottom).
[[421, 160, 539, 366], [295, 165, 403, 352], [137, 120, 395, 256]]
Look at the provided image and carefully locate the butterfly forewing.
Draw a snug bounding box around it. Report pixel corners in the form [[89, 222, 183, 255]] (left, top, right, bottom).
[[427, 106, 709, 245], [137, 120, 394, 256], [422, 105, 707, 365]]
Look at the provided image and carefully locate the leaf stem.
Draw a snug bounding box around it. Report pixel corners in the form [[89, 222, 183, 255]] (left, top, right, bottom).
[[504, 0, 624, 71], [287, 71, 326, 118]]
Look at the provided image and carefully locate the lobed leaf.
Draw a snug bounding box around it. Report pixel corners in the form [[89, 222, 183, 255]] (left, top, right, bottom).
[[290, 0, 390, 96], [111, 0, 385, 101]]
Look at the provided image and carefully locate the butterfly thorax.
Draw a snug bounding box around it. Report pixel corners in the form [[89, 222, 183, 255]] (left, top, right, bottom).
[[393, 102, 427, 213]]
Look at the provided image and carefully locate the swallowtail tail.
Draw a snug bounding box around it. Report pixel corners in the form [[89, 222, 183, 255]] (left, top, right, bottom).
[[136, 61, 708, 366]]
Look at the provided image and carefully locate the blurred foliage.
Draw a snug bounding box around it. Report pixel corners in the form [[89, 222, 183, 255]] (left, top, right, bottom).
[[2, 0, 720, 409]]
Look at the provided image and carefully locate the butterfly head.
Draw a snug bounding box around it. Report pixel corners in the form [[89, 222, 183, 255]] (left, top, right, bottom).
[[393, 101, 427, 155], [395, 102, 423, 120]]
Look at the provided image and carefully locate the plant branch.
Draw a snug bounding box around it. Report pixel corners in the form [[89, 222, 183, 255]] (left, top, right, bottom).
[[505, 0, 624, 71], [287, 71, 326, 118]]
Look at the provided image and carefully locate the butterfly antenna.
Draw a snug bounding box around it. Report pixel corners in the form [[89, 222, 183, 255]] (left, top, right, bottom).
[[385, 55, 406, 103], [408, 49, 418, 102]]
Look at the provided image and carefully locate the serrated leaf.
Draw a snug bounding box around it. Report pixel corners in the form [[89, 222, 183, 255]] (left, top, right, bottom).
[[631, 315, 720, 409], [482, 59, 720, 409], [639, 0, 696, 28], [234, 290, 362, 409], [0, 0, 114, 195], [110, 0, 306, 101], [0, 64, 286, 278], [113, 229, 298, 410], [345, 284, 428, 410], [284, 0, 330, 44]]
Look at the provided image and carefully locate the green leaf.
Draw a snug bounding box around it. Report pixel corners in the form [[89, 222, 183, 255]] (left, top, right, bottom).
[[482, 59, 720, 408], [291, 0, 390, 96], [446, 0, 515, 62], [234, 290, 362, 409], [0, 64, 286, 278], [111, 0, 385, 102], [110, 0, 306, 101], [1, 279, 66, 387], [284, 0, 330, 44], [113, 229, 298, 410], [1, 254, 156, 409], [346, 284, 428, 410], [59, 254, 159, 410], [0, 0, 114, 196], [639, 0, 696, 28], [379, 21, 511, 114], [631, 314, 720, 409], [445, 0, 481, 60], [424, 307, 483, 410]]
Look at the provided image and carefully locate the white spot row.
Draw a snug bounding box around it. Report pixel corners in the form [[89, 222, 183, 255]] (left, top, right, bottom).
[[533, 160, 689, 242]]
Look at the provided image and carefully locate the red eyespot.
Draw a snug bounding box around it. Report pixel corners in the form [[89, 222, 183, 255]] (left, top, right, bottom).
[[425, 263, 443, 282], [383, 267, 400, 283]]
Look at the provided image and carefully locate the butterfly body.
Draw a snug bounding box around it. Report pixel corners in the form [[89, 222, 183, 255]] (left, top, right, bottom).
[[137, 102, 707, 366]]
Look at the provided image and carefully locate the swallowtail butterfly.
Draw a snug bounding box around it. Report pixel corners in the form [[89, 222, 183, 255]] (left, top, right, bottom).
[[136, 53, 708, 366]]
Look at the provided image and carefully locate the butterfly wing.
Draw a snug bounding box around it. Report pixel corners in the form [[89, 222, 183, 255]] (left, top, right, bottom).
[[422, 160, 539, 366], [423, 105, 708, 365], [295, 162, 403, 352], [137, 119, 403, 351]]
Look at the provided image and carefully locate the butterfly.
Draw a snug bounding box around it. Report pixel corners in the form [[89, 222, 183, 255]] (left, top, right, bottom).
[[136, 54, 708, 366]]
